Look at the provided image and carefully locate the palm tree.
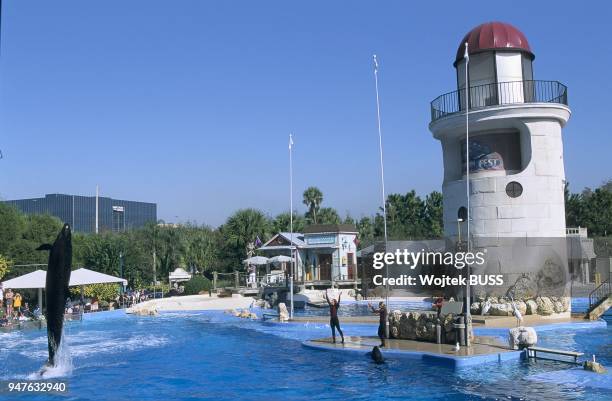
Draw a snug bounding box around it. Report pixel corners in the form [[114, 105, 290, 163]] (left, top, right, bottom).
[[303, 187, 323, 224], [317, 207, 340, 225], [221, 209, 270, 269], [272, 212, 305, 233]]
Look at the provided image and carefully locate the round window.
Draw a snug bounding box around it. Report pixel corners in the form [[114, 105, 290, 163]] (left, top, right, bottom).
[[506, 181, 523, 198]]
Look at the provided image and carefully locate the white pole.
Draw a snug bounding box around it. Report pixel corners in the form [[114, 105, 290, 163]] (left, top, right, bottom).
[[95, 185, 99, 234], [464, 42, 471, 347], [289, 133, 294, 320], [153, 250, 157, 284], [373, 54, 390, 338]]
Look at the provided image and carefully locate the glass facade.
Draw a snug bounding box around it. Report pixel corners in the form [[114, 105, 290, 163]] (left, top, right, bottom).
[[4, 194, 157, 233]]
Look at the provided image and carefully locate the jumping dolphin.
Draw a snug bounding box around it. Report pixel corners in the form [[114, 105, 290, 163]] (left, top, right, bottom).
[[37, 223, 72, 367]]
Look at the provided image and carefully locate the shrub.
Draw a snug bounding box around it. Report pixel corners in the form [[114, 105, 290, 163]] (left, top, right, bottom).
[[70, 283, 120, 302], [0, 254, 11, 280], [182, 276, 212, 295]]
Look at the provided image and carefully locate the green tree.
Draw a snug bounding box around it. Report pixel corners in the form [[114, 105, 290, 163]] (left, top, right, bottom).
[[0, 203, 26, 256], [183, 276, 212, 295], [219, 209, 270, 271], [271, 212, 306, 233], [317, 207, 340, 225], [424, 191, 444, 238], [182, 224, 219, 273], [302, 186, 323, 224], [74, 232, 125, 276], [356, 217, 375, 247], [70, 283, 120, 302], [580, 187, 612, 236], [154, 225, 187, 278], [0, 254, 11, 280], [565, 180, 612, 236], [343, 214, 356, 225]]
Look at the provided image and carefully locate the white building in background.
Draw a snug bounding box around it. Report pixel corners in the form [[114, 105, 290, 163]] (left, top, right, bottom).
[[429, 22, 570, 241], [258, 224, 360, 288]]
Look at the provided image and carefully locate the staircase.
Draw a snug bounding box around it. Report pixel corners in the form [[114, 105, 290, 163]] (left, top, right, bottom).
[[585, 279, 612, 320]]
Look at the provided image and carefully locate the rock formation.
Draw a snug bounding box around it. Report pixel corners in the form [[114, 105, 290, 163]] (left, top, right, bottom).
[[508, 326, 537, 349], [388, 310, 473, 344], [278, 303, 289, 322]]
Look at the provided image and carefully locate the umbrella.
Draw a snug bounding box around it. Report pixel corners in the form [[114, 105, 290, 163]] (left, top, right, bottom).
[[268, 255, 294, 264], [243, 256, 269, 265]]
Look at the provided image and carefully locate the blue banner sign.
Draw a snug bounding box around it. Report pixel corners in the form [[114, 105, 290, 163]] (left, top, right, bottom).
[[306, 235, 336, 245]]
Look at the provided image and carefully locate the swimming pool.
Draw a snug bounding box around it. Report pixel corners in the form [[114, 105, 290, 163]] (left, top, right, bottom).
[[0, 308, 609, 401]]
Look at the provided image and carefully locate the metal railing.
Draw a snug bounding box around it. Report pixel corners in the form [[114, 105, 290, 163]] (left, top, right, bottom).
[[430, 80, 568, 122], [588, 278, 611, 310]]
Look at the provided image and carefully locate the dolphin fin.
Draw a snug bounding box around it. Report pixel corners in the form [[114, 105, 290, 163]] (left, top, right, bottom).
[[36, 244, 53, 251]]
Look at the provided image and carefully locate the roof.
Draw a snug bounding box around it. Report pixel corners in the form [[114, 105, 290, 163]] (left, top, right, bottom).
[[70, 268, 128, 286], [0, 270, 47, 289], [169, 268, 192, 280], [1, 268, 127, 289], [279, 232, 306, 247], [260, 232, 305, 249], [454, 21, 533, 66]]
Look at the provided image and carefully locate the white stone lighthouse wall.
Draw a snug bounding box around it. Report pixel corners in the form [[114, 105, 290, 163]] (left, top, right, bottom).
[[442, 117, 566, 239]]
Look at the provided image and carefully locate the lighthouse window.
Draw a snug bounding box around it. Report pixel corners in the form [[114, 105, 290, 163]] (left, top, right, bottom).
[[506, 181, 523, 198], [457, 207, 468, 222], [461, 132, 521, 174]]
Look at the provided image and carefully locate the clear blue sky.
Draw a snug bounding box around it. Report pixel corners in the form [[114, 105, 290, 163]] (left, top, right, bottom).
[[1, 1, 611, 226]]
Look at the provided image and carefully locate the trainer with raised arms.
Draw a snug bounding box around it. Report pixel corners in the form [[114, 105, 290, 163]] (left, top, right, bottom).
[[369, 301, 387, 347], [325, 289, 344, 344]]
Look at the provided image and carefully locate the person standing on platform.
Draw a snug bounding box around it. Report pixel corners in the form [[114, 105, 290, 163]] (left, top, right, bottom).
[[325, 289, 344, 344], [369, 301, 388, 347]]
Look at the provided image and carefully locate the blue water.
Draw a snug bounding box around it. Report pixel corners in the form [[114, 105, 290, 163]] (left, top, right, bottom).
[[0, 303, 610, 401]]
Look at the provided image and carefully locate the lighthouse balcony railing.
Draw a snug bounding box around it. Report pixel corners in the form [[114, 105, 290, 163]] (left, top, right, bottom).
[[430, 80, 568, 122]]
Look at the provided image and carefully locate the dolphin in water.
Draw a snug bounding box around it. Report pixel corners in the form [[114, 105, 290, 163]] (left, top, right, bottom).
[[37, 223, 72, 367], [368, 345, 385, 364]]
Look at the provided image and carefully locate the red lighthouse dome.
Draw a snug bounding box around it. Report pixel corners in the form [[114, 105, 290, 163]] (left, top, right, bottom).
[[454, 22, 534, 66]]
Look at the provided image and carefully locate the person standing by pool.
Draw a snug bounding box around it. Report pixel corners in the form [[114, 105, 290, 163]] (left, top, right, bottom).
[[369, 301, 387, 347], [5, 288, 13, 317], [325, 289, 344, 344], [13, 292, 22, 313]]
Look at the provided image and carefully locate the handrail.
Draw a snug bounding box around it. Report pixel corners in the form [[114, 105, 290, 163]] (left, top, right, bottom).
[[430, 80, 568, 122], [589, 278, 611, 309]]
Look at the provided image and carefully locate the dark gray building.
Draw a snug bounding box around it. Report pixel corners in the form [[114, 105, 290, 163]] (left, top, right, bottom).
[[4, 194, 157, 233]]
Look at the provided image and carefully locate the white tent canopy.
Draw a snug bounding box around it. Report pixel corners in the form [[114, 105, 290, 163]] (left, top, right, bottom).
[[1, 268, 127, 289], [0, 270, 47, 289], [243, 256, 269, 265], [70, 268, 127, 286], [168, 268, 192, 283], [268, 255, 294, 264]]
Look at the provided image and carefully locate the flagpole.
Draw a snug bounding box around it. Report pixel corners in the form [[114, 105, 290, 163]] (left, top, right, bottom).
[[373, 54, 390, 338], [289, 133, 294, 320], [464, 42, 471, 347], [95, 185, 99, 234]]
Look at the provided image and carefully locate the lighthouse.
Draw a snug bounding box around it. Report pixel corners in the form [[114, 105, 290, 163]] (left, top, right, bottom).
[[429, 22, 570, 243], [428, 22, 573, 311]]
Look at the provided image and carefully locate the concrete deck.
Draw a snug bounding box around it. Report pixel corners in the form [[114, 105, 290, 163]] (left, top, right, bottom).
[[292, 315, 380, 324], [127, 294, 254, 313], [303, 335, 523, 368]]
